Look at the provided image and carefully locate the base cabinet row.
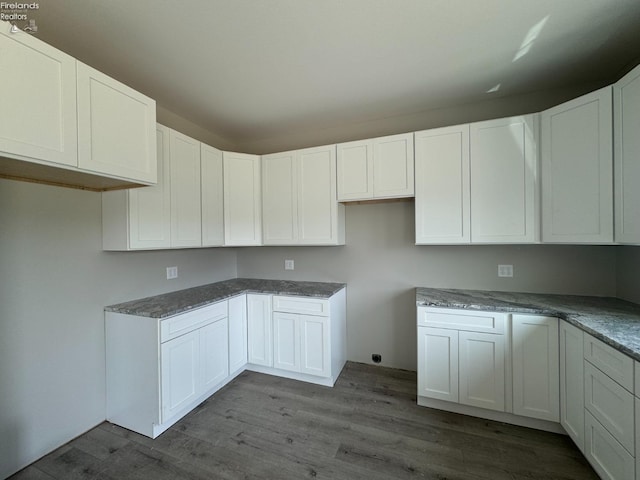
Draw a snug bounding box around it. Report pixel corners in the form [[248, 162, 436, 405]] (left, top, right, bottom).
[[106, 289, 346, 438]]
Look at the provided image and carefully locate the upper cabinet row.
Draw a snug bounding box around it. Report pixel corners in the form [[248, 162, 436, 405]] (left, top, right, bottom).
[[0, 22, 157, 190], [103, 126, 345, 249]]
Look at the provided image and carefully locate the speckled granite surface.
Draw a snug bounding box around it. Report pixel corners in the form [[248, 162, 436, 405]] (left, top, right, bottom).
[[417, 287, 640, 362], [106, 278, 346, 319]]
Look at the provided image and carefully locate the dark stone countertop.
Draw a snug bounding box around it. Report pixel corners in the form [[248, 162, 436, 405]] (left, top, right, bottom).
[[105, 278, 346, 319], [416, 287, 640, 362]]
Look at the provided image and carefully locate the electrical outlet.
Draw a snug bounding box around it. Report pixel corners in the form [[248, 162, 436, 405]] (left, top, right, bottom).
[[498, 264, 513, 278], [284, 259, 294, 270], [166, 266, 178, 279], [371, 353, 382, 364]]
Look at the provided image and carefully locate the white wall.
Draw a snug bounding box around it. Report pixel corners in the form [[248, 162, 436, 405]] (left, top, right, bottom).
[[0, 178, 237, 479], [236, 201, 617, 371]]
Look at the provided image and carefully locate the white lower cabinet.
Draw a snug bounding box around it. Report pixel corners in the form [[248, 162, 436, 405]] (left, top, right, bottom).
[[247, 289, 346, 387], [512, 315, 559, 422], [106, 300, 235, 438], [586, 410, 635, 480], [459, 330, 505, 412], [417, 327, 459, 402], [560, 320, 585, 450], [228, 294, 248, 374]]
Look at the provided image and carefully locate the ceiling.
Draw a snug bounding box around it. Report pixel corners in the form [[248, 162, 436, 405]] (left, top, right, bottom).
[[23, 0, 640, 152]]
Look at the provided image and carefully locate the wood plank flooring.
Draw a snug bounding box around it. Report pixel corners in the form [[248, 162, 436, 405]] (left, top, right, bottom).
[[9, 362, 598, 479]]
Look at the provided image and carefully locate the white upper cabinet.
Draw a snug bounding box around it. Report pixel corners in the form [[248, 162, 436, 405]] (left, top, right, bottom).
[[415, 125, 470, 244], [77, 62, 157, 184], [169, 129, 202, 248], [102, 124, 171, 250], [337, 133, 414, 201], [541, 87, 613, 244], [615, 63, 640, 244], [262, 145, 345, 245], [223, 152, 262, 246], [0, 23, 78, 167], [201, 143, 224, 247], [470, 115, 539, 243]]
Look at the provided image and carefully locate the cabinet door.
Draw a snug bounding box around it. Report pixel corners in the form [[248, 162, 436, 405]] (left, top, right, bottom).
[[200, 318, 229, 392], [127, 124, 171, 249], [512, 315, 559, 421], [300, 315, 330, 377], [417, 327, 459, 402], [541, 87, 613, 243], [337, 139, 374, 201], [297, 145, 343, 244], [160, 330, 200, 422], [560, 320, 585, 451], [585, 411, 635, 480], [77, 62, 156, 183], [0, 27, 77, 166], [223, 152, 262, 246], [169, 129, 202, 248], [273, 312, 300, 372], [373, 133, 414, 198], [459, 331, 505, 411], [262, 151, 298, 244], [247, 294, 272, 367], [228, 295, 248, 374], [614, 64, 640, 244], [470, 115, 538, 243], [201, 143, 224, 247], [415, 125, 470, 244]]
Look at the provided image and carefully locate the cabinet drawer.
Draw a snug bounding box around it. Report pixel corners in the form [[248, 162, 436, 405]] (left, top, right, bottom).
[[584, 361, 635, 453], [161, 301, 228, 343], [584, 334, 634, 392], [273, 296, 329, 316], [585, 411, 635, 480], [417, 307, 506, 334]]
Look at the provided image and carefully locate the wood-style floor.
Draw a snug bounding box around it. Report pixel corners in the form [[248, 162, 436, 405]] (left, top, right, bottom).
[[10, 362, 598, 480]]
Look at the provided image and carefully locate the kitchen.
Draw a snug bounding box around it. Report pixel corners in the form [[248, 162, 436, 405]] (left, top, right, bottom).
[[2, 1, 640, 479]]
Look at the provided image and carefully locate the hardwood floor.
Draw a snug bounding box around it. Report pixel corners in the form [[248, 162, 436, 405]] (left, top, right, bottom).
[[10, 362, 598, 479]]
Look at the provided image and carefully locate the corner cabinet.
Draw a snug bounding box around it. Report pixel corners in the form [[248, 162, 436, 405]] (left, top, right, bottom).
[[223, 152, 262, 246], [541, 86, 613, 244], [615, 63, 640, 244], [336, 133, 414, 201], [262, 145, 345, 245]]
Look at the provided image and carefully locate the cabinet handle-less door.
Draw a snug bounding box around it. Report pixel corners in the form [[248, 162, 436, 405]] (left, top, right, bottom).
[[273, 312, 300, 372], [160, 330, 200, 423], [458, 331, 505, 412], [200, 318, 229, 391], [559, 321, 585, 451], [417, 327, 459, 402], [300, 315, 330, 377]]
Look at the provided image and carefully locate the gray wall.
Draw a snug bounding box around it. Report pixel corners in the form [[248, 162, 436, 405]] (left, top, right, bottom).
[[236, 201, 618, 370], [0, 179, 237, 479], [617, 246, 640, 304]]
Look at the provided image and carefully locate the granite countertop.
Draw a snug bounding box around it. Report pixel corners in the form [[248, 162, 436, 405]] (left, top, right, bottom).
[[106, 278, 346, 319], [416, 287, 640, 362]]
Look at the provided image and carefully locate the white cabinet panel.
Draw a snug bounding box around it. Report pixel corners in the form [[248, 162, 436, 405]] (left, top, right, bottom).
[[417, 327, 459, 402], [262, 151, 298, 244], [300, 315, 330, 377], [201, 143, 224, 247], [223, 152, 262, 246], [585, 411, 635, 480], [415, 125, 470, 244], [470, 115, 538, 243], [512, 315, 559, 422], [160, 330, 200, 423], [0, 25, 78, 167], [373, 133, 414, 198], [200, 318, 229, 391], [584, 361, 635, 454], [541, 86, 613, 243], [228, 295, 248, 374], [418, 307, 506, 334], [273, 312, 300, 372], [77, 62, 156, 184], [169, 129, 202, 248], [337, 139, 374, 200], [560, 320, 585, 451], [584, 334, 634, 391], [297, 145, 343, 244], [247, 294, 272, 367], [615, 63, 640, 244], [458, 331, 505, 412]]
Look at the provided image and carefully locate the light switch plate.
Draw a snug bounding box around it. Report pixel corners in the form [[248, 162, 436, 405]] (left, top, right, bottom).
[[284, 259, 294, 270], [166, 266, 178, 279], [498, 264, 513, 277]]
